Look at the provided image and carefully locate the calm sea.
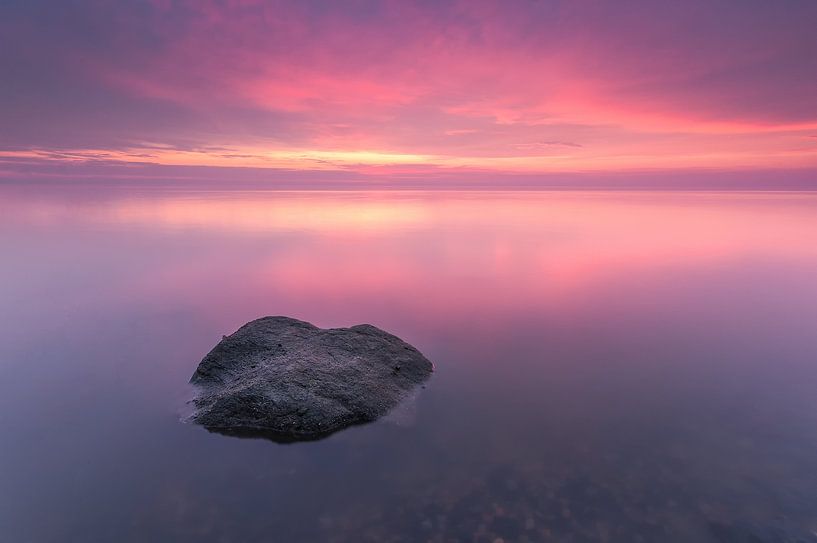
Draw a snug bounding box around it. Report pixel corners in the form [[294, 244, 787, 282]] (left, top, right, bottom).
[[1, 186, 816, 542]]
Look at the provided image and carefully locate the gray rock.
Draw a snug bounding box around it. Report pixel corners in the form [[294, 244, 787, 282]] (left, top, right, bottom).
[[189, 316, 433, 442]]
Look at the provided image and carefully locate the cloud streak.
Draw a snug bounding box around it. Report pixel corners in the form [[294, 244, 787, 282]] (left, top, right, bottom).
[[1, 0, 816, 182]]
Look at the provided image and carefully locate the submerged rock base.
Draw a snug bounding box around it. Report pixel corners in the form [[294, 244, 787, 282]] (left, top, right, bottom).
[[189, 316, 433, 442]]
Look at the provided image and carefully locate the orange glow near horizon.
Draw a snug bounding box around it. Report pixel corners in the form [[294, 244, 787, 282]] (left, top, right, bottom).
[[2, 1, 817, 183], [4, 134, 817, 176]]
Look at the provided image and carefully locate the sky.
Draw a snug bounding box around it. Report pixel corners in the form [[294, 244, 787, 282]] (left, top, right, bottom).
[[1, 0, 816, 186]]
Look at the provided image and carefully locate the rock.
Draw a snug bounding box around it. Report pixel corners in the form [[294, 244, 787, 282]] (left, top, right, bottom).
[[188, 316, 433, 442]]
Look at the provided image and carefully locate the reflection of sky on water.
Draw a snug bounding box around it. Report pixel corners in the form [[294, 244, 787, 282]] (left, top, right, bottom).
[[1, 187, 816, 542]]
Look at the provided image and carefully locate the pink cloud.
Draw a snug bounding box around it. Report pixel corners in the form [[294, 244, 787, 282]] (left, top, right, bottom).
[[2, 0, 817, 178]]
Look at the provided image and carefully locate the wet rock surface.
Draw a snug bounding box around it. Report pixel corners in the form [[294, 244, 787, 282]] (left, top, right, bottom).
[[188, 316, 433, 441]]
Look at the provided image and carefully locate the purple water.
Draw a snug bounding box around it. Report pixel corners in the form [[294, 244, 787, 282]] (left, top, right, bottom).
[[1, 185, 817, 542]]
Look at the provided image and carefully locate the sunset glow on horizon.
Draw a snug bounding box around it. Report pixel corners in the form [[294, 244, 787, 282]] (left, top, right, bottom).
[[2, 0, 817, 185]]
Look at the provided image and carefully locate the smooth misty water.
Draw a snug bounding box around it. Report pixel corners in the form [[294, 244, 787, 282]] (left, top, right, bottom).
[[1, 186, 817, 543]]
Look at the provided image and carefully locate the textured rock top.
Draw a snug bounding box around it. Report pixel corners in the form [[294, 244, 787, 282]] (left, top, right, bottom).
[[188, 316, 433, 442]]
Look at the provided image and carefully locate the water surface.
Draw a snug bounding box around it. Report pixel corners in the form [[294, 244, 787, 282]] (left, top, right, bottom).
[[1, 186, 817, 542]]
